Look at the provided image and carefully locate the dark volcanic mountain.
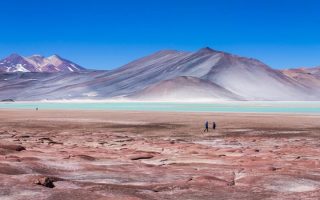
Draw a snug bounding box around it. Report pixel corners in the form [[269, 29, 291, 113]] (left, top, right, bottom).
[[0, 54, 85, 73], [0, 48, 319, 101]]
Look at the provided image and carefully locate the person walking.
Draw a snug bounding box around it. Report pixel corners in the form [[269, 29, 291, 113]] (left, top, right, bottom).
[[204, 121, 209, 132], [212, 121, 216, 130]]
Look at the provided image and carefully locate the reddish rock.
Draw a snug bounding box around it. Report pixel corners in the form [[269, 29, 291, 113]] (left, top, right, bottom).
[[0, 110, 320, 199], [0, 163, 25, 175], [130, 153, 154, 160], [0, 144, 26, 151], [4, 155, 21, 162], [191, 176, 230, 186], [72, 154, 96, 161], [34, 177, 59, 188]]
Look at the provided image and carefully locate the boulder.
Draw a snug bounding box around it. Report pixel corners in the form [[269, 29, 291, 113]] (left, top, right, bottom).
[[34, 177, 56, 188], [0, 144, 26, 151], [130, 153, 154, 160]]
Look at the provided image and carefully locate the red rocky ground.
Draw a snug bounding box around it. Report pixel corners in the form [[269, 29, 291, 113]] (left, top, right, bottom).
[[0, 110, 319, 200]]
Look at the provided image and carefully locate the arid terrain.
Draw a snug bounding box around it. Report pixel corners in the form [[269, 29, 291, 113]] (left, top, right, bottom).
[[0, 109, 319, 200]]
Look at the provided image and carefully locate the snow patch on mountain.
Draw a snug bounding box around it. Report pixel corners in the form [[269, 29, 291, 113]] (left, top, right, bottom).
[[0, 53, 85, 73], [14, 64, 30, 72]]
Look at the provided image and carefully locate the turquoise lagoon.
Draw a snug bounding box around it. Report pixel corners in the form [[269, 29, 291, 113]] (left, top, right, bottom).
[[0, 101, 320, 114]]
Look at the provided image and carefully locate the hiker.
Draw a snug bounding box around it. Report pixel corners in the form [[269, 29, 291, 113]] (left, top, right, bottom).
[[36, 107, 38, 111], [212, 121, 216, 130], [204, 121, 209, 132]]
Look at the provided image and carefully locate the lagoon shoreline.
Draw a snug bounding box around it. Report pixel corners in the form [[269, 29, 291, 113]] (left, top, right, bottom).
[[1, 101, 320, 115]]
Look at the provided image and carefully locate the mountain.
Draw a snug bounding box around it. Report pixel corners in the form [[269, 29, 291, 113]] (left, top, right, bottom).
[[0, 47, 319, 101], [100, 47, 316, 100], [281, 66, 320, 92], [129, 76, 243, 101], [0, 54, 85, 73], [0, 70, 109, 100]]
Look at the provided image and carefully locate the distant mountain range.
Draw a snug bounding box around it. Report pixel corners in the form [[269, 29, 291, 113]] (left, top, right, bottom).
[[0, 53, 85, 72], [0, 48, 319, 101]]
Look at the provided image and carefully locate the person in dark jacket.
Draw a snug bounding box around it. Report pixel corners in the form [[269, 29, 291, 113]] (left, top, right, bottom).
[[213, 121, 216, 130], [204, 121, 209, 132]]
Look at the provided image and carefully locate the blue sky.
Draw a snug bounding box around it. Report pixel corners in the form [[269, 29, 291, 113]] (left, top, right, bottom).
[[0, 0, 319, 69]]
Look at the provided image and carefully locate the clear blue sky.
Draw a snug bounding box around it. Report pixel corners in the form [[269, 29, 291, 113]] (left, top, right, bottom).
[[0, 0, 319, 69]]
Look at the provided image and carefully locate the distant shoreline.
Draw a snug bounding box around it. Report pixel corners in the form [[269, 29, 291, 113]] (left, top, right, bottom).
[[0, 101, 320, 115], [3, 99, 243, 103]]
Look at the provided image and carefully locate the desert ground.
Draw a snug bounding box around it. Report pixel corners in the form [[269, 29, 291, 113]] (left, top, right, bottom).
[[0, 109, 319, 200]]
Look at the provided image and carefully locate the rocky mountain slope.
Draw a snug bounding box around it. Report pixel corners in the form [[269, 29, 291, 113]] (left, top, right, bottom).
[[130, 76, 243, 101], [281, 67, 320, 93]]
